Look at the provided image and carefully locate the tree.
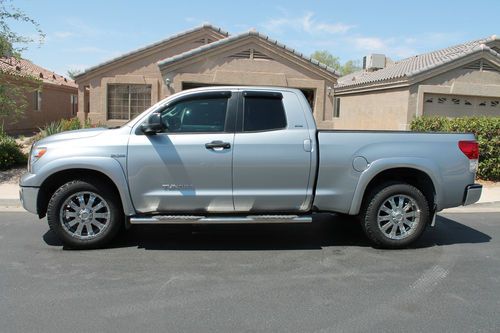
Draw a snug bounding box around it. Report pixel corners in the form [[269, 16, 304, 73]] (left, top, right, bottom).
[[0, 0, 44, 58], [0, 0, 44, 121], [311, 50, 341, 72], [341, 59, 361, 75], [67, 69, 82, 80], [310, 50, 362, 76]]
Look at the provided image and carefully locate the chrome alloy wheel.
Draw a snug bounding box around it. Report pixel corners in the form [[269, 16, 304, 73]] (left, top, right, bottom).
[[59, 191, 111, 240], [377, 194, 421, 240]]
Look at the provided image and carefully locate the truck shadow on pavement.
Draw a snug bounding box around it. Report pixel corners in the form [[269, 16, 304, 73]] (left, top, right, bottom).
[[42, 214, 491, 251]]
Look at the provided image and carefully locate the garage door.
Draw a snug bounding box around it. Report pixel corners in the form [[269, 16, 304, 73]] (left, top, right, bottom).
[[423, 94, 500, 117]]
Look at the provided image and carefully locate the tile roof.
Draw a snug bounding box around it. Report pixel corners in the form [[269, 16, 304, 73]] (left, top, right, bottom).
[[74, 24, 229, 79], [336, 35, 500, 90], [157, 30, 340, 77], [0, 57, 76, 88]]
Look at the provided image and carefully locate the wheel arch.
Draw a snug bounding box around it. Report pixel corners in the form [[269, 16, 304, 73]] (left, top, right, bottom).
[[349, 159, 440, 215], [37, 167, 135, 218]]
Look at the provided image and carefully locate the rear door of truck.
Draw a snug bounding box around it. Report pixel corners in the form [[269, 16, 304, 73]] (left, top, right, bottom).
[[232, 90, 315, 212]]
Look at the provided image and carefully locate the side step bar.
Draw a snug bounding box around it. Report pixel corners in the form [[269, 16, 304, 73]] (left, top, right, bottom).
[[129, 214, 312, 225]]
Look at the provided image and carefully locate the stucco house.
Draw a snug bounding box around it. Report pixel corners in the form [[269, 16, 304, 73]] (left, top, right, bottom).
[[74, 25, 339, 128], [334, 35, 500, 130], [0, 57, 78, 134]]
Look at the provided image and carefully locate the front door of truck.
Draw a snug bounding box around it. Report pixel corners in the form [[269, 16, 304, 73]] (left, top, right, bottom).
[[127, 91, 237, 213]]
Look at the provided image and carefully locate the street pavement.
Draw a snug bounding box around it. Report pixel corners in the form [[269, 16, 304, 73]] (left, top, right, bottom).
[[0, 211, 499, 332]]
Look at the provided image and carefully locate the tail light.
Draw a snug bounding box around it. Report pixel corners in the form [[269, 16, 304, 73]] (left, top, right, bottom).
[[458, 140, 479, 173], [458, 141, 479, 159]]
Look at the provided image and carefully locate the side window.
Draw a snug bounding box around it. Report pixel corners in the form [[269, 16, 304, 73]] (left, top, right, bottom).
[[243, 97, 287, 132], [34, 90, 42, 111], [160, 98, 228, 133], [333, 97, 341, 118]]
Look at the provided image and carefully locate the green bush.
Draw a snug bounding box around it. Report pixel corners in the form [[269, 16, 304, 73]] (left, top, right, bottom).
[[0, 128, 27, 170], [410, 117, 500, 181]]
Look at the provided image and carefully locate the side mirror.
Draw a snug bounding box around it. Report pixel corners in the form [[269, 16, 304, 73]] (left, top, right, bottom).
[[141, 112, 166, 135]]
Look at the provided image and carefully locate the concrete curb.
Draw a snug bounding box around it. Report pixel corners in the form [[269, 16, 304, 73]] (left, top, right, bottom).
[[0, 199, 21, 206], [0, 199, 25, 212], [442, 201, 500, 213]]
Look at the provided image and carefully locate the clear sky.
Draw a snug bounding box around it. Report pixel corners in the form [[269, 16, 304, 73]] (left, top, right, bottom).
[[11, 0, 500, 77]]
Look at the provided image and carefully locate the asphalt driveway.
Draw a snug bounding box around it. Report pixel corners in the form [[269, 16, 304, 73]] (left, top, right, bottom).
[[0, 211, 498, 332]]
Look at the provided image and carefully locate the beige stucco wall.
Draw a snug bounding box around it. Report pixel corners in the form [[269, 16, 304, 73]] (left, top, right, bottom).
[[1, 81, 77, 134], [75, 29, 226, 126], [332, 88, 410, 130], [336, 59, 500, 130], [408, 66, 500, 120], [76, 33, 337, 128], [160, 41, 336, 127]]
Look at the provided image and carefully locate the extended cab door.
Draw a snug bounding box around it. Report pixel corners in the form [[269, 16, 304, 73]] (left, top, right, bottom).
[[232, 90, 314, 212], [127, 91, 237, 213]]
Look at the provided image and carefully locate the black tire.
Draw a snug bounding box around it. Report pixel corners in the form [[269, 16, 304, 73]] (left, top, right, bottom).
[[47, 179, 123, 249], [360, 183, 430, 249]]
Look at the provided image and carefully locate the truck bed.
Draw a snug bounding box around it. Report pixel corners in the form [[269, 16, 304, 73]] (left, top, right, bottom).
[[313, 130, 476, 214]]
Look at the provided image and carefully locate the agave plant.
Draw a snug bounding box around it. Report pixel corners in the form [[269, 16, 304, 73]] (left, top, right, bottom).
[[39, 121, 63, 137]]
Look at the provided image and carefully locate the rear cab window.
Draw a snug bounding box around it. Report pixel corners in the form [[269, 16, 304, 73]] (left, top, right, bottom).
[[242, 92, 287, 132]]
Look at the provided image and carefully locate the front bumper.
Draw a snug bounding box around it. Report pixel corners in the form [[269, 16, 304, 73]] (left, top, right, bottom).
[[463, 184, 482, 206], [19, 186, 39, 214]]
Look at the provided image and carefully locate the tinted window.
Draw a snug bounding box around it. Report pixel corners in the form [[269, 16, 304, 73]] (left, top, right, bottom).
[[160, 98, 228, 133], [243, 97, 287, 132]]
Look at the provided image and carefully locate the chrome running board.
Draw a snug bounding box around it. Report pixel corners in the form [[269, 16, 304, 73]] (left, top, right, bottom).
[[129, 214, 312, 224]]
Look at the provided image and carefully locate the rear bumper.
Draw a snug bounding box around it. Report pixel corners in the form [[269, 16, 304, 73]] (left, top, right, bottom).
[[463, 184, 482, 206], [19, 186, 39, 214]]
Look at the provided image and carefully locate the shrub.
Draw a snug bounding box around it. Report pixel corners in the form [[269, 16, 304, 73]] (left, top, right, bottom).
[[410, 117, 500, 181], [33, 118, 105, 142], [0, 127, 27, 170]]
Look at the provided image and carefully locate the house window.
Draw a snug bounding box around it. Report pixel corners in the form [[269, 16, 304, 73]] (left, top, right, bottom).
[[334, 97, 341, 118], [107, 84, 152, 120], [33, 90, 42, 111], [70, 94, 78, 115]]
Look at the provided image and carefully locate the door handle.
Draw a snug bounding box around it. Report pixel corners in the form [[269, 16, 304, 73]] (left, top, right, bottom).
[[205, 141, 231, 150]]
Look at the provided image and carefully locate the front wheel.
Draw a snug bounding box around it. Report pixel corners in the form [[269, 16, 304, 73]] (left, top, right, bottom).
[[360, 183, 430, 249], [47, 180, 123, 249]]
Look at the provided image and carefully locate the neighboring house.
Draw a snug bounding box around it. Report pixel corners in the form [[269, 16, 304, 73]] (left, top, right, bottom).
[[335, 35, 500, 130], [74, 25, 339, 129], [0, 57, 78, 134]]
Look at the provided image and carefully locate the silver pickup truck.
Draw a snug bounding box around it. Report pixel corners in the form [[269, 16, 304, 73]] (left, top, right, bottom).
[[20, 86, 482, 249]]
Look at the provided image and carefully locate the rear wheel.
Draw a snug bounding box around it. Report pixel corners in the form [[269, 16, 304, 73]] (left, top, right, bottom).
[[47, 180, 123, 249], [360, 183, 430, 249]]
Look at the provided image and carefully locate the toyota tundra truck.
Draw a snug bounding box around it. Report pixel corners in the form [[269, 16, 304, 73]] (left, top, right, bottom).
[[19, 87, 483, 249]]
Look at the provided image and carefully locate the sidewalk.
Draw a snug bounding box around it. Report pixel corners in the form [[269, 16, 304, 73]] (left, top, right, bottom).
[[0, 183, 23, 211], [1, 181, 499, 213]]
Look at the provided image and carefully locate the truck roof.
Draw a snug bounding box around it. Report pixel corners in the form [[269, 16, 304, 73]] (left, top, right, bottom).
[[175, 86, 303, 95]]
